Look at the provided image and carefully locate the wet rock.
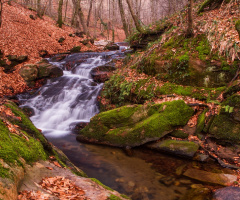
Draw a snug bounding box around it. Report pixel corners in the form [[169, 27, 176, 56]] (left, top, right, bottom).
[[159, 176, 175, 186], [19, 64, 38, 82], [104, 43, 119, 51], [38, 63, 63, 78], [147, 139, 199, 158], [183, 168, 237, 186], [90, 64, 116, 83], [69, 122, 89, 133], [21, 106, 35, 117], [213, 186, 240, 200], [193, 153, 210, 162], [94, 40, 111, 50], [77, 100, 194, 147], [180, 187, 211, 200]]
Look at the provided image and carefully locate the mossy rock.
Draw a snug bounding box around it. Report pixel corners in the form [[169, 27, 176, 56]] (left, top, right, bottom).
[[195, 109, 208, 135], [209, 95, 240, 143], [19, 64, 38, 82], [147, 139, 199, 158], [77, 100, 194, 147], [70, 46, 81, 53], [170, 130, 189, 139]]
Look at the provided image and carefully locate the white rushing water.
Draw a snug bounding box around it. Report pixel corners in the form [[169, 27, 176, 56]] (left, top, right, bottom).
[[18, 51, 124, 137]]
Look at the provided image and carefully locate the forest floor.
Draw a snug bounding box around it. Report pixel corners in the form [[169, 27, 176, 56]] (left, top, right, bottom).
[[0, 1, 125, 97]]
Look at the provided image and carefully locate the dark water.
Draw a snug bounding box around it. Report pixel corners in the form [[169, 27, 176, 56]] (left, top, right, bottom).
[[18, 50, 221, 199]]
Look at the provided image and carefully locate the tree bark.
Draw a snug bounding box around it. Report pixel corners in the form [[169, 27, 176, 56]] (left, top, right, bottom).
[[77, 0, 90, 37], [125, 0, 144, 33], [118, 0, 129, 38], [37, 0, 42, 17], [87, 0, 93, 27], [57, 0, 64, 28], [64, 0, 68, 21], [0, 0, 3, 28], [186, 0, 194, 37]]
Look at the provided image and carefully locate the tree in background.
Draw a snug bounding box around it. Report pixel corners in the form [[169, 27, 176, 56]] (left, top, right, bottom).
[[125, 0, 144, 33], [118, 0, 129, 37], [186, 0, 193, 37], [0, 0, 3, 28], [57, 0, 64, 28]]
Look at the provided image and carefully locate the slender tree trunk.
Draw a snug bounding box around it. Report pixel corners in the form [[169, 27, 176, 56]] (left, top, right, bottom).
[[125, 0, 144, 33], [0, 0, 2, 28], [87, 0, 93, 27], [186, 0, 194, 37], [64, 0, 68, 21], [37, 0, 42, 17], [48, 0, 52, 17], [118, 0, 129, 38], [71, 0, 78, 26], [77, 0, 90, 37], [57, 0, 64, 28]]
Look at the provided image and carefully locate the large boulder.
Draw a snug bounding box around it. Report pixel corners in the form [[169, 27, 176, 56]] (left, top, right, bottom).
[[77, 100, 194, 147], [147, 139, 199, 158], [19, 64, 38, 82], [90, 64, 116, 83], [209, 94, 240, 143]]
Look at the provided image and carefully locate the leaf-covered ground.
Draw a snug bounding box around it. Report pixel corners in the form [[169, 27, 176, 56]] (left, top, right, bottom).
[[0, 2, 98, 97]]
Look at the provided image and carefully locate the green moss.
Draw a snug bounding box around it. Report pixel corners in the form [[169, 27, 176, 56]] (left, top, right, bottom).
[[120, 194, 130, 199], [90, 178, 114, 191], [0, 119, 47, 166], [157, 140, 199, 155], [78, 101, 194, 147], [70, 46, 81, 53], [0, 163, 11, 178], [170, 130, 189, 139], [195, 109, 208, 135], [107, 194, 122, 200], [209, 113, 240, 142], [196, 38, 211, 61]]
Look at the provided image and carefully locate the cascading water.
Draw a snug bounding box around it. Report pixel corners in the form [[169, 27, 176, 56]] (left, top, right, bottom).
[[18, 51, 125, 137]]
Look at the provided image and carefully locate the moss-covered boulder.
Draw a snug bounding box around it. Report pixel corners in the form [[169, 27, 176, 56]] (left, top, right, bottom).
[[147, 139, 199, 158], [19, 64, 38, 82], [209, 94, 240, 143], [77, 100, 194, 147]]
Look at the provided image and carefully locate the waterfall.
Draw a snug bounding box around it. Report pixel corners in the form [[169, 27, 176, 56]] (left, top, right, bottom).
[[18, 51, 126, 137]]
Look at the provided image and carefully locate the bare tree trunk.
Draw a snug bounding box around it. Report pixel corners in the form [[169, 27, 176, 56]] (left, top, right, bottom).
[[125, 0, 144, 33], [71, 0, 78, 26], [0, 0, 2, 28], [48, 0, 52, 17], [118, 0, 129, 38], [37, 0, 42, 17], [87, 0, 93, 27], [64, 0, 68, 21], [77, 0, 90, 37], [57, 0, 64, 28], [186, 0, 194, 37]]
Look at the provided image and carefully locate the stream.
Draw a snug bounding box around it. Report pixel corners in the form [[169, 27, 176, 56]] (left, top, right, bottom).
[[18, 48, 223, 199]]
